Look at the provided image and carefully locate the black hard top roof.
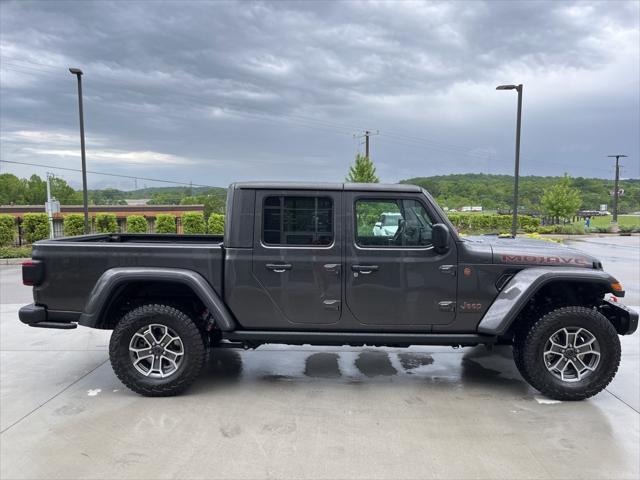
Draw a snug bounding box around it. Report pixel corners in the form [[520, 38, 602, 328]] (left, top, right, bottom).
[[231, 182, 422, 193]]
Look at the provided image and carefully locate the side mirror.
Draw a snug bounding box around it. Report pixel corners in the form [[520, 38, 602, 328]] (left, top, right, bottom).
[[374, 222, 382, 228], [432, 223, 450, 253]]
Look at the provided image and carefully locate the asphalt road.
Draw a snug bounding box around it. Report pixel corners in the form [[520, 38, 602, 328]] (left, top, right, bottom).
[[0, 236, 638, 479]]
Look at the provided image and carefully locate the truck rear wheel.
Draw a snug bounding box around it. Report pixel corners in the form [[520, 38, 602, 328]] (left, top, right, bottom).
[[109, 304, 207, 396], [513, 306, 621, 401]]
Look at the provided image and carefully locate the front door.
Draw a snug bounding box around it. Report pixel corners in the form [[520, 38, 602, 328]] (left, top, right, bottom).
[[345, 193, 457, 326], [252, 190, 342, 326]]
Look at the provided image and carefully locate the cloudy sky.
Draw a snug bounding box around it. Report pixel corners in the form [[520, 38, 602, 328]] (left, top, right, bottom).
[[1, 0, 638, 190]]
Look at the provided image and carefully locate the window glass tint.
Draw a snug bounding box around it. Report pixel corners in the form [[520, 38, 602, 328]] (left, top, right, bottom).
[[355, 198, 433, 247], [263, 196, 333, 246]]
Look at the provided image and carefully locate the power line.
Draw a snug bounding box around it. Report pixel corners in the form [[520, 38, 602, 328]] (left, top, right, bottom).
[[0, 159, 219, 189]]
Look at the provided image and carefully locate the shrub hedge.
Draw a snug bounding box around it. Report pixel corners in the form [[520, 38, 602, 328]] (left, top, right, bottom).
[[155, 214, 176, 233], [446, 213, 540, 233], [0, 246, 32, 259], [207, 213, 225, 235], [0, 214, 16, 247], [182, 212, 206, 234], [63, 214, 85, 236], [126, 215, 148, 233], [95, 213, 118, 233], [22, 213, 49, 243]]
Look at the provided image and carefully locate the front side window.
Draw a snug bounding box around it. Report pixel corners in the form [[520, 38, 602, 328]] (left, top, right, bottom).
[[263, 196, 333, 246], [355, 198, 433, 247]]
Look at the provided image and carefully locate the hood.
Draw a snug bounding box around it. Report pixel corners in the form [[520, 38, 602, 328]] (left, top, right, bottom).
[[463, 235, 600, 269]]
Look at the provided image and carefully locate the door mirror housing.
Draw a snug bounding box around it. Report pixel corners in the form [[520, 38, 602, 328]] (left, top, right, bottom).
[[374, 222, 382, 228], [432, 223, 450, 253]]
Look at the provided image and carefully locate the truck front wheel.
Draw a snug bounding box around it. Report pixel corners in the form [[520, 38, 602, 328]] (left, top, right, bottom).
[[513, 306, 621, 401], [109, 304, 207, 396]]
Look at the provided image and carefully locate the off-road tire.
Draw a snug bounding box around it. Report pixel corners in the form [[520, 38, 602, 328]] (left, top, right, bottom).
[[109, 304, 207, 396], [513, 306, 620, 401]]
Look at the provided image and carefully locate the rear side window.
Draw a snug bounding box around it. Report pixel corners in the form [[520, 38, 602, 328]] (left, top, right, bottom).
[[263, 196, 333, 246]]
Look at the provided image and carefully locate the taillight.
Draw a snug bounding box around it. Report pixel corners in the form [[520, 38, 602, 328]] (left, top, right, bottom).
[[22, 260, 44, 286]]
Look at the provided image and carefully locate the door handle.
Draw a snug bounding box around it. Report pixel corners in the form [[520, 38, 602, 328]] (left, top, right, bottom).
[[266, 263, 292, 273], [439, 265, 456, 276], [323, 263, 341, 275], [351, 265, 379, 275], [323, 299, 341, 311]]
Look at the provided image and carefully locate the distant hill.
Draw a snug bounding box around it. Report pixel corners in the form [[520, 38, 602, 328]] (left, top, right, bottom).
[[120, 185, 226, 199], [401, 174, 640, 213]]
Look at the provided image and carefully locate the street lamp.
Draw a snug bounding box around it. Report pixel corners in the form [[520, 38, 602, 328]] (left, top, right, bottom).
[[496, 83, 523, 237], [69, 67, 90, 234], [607, 154, 627, 228]]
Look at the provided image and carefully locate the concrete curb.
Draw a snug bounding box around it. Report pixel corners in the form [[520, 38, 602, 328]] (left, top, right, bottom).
[[542, 233, 640, 242], [0, 258, 31, 265]]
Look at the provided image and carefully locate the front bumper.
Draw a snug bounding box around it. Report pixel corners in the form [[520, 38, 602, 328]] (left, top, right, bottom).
[[19, 303, 77, 330], [599, 299, 638, 335]]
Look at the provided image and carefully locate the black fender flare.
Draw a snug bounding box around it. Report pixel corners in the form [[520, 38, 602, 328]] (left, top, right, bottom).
[[77, 267, 236, 331], [477, 267, 621, 335]]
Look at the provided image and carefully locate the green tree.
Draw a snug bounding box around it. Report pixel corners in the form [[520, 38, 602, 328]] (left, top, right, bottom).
[[346, 154, 379, 183], [181, 193, 226, 218], [95, 213, 118, 233], [155, 214, 176, 233], [63, 214, 85, 236], [24, 175, 47, 204], [22, 213, 49, 243], [0, 174, 25, 205], [126, 215, 148, 233], [207, 213, 225, 234], [90, 188, 127, 205], [50, 177, 82, 204], [182, 212, 206, 234], [541, 174, 582, 223]]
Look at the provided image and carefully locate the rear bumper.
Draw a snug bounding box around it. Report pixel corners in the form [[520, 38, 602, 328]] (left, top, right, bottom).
[[18, 303, 77, 330], [599, 300, 638, 335]]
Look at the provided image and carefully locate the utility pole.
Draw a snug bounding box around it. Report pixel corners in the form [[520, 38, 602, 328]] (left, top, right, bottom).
[[607, 154, 627, 229], [354, 130, 379, 159], [45, 172, 60, 239], [46, 173, 54, 239], [69, 68, 90, 234], [365, 130, 370, 158]]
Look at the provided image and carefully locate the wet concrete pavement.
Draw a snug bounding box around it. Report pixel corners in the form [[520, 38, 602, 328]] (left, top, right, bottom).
[[1, 236, 638, 479]]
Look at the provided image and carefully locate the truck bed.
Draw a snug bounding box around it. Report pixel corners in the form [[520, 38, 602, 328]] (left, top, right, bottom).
[[31, 234, 224, 314], [51, 233, 224, 244]]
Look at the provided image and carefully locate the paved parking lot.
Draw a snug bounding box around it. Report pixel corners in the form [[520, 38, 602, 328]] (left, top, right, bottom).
[[1, 236, 638, 479]]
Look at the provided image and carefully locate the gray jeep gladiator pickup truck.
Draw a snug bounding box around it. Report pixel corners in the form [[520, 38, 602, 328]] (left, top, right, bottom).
[[19, 182, 637, 399]]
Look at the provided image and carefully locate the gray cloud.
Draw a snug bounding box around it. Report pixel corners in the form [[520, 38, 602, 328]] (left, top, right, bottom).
[[1, 0, 638, 190]]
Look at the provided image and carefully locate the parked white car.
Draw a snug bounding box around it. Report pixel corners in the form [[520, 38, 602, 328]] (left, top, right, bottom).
[[373, 212, 402, 236]]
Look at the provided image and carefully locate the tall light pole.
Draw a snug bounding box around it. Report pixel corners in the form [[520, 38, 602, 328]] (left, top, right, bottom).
[[496, 84, 523, 237], [607, 154, 627, 228], [69, 67, 90, 234]]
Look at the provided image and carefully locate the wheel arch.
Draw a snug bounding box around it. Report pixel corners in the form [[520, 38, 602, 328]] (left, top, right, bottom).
[[78, 267, 236, 331], [477, 267, 621, 336]]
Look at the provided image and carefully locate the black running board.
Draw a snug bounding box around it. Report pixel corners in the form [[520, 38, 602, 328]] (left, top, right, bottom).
[[29, 321, 77, 330], [223, 331, 496, 347]]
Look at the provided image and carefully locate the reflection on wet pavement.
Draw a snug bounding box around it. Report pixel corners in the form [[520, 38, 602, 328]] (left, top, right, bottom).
[[304, 352, 341, 378], [398, 352, 434, 371], [197, 344, 526, 388], [354, 350, 398, 377]]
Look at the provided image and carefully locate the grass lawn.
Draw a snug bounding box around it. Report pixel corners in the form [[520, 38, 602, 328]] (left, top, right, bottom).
[[576, 215, 640, 228]]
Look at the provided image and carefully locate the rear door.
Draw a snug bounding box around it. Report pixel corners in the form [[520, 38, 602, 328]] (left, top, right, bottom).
[[344, 192, 458, 327], [252, 190, 342, 326]]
